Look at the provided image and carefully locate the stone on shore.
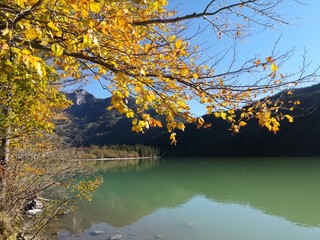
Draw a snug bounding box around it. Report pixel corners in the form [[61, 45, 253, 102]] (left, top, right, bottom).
[[26, 209, 43, 215]]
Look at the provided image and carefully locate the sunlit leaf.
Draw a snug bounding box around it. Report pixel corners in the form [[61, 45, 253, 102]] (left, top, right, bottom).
[[51, 43, 64, 56], [271, 63, 278, 72], [284, 115, 294, 123], [175, 39, 183, 49], [89, 2, 101, 13]]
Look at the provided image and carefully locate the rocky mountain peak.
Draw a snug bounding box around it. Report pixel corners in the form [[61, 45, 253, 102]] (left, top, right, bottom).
[[68, 89, 96, 105]]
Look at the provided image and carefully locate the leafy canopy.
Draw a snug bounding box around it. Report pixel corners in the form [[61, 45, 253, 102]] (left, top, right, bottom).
[[0, 0, 314, 144]]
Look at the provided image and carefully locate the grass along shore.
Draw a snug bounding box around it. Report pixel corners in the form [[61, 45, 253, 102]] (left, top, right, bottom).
[[63, 144, 160, 160]]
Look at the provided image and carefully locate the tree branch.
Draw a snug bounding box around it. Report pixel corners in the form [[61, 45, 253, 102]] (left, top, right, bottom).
[[132, 0, 256, 26], [15, 0, 44, 25]]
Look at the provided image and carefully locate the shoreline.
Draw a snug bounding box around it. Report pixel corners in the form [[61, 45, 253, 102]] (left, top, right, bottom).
[[70, 156, 159, 161]]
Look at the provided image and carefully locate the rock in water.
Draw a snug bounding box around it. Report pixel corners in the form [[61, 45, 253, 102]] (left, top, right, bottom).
[[27, 209, 43, 215], [154, 234, 163, 239], [25, 199, 44, 215], [90, 230, 104, 236], [109, 234, 122, 240], [24, 199, 44, 211]]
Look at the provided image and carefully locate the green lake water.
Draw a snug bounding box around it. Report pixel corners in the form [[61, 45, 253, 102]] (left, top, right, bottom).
[[57, 157, 320, 240]]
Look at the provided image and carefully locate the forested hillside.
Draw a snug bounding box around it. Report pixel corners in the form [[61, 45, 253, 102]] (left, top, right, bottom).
[[66, 84, 320, 156], [66, 90, 164, 146]]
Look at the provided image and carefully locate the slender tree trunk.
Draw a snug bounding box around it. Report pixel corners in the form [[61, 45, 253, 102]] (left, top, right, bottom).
[[0, 110, 10, 202], [1, 105, 11, 165], [1, 125, 11, 164], [0, 50, 13, 166]]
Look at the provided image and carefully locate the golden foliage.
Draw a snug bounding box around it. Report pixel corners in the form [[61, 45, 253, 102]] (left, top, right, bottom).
[[0, 0, 307, 145]]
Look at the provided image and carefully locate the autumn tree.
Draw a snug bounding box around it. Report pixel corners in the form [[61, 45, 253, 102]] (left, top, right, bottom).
[[1, 0, 318, 150]]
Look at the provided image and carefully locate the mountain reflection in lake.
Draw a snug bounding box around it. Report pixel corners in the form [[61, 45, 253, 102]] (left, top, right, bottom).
[[57, 157, 320, 240]]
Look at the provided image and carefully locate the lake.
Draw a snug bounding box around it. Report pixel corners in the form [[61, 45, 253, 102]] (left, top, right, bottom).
[[57, 157, 320, 240]]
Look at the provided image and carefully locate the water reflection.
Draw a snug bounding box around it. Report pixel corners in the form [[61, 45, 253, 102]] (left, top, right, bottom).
[[59, 157, 320, 239], [83, 158, 160, 173]]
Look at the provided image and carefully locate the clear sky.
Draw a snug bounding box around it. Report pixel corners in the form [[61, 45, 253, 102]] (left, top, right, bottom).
[[81, 0, 320, 116]]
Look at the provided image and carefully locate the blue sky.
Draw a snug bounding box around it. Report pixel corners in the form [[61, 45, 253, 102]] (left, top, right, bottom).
[[82, 0, 320, 116]]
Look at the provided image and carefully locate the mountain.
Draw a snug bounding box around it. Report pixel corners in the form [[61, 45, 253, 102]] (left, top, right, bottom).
[[65, 84, 320, 156], [152, 83, 320, 157], [65, 90, 164, 146]]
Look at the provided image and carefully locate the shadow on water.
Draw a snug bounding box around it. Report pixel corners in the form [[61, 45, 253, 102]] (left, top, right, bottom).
[[57, 157, 320, 239]]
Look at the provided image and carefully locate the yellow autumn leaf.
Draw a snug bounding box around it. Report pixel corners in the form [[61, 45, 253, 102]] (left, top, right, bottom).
[[271, 63, 278, 72], [197, 117, 204, 125], [71, 4, 80, 11], [138, 120, 145, 127], [16, 0, 25, 8], [227, 116, 234, 122], [193, 73, 199, 79], [140, 68, 146, 75], [284, 114, 293, 123], [145, 94, 155, 103], [21, 49, 31, 55], [2, 28, 10, 36], [134, 86, 141, 93], [89, 2, 101, 13], [177, 100, 186, 108], [126, 110, 134, 118], [82, 9, 89, 17], [132, 118, 138, 125], [145, 121, 150, 129], [175, 39, 183, 49], [177, 122, 185, 131], [170, 35, 177, 42], [48, 21, 59, 32], [238, 121, 247, 127], [220, 111, 227, 120], [154, 119, 163, 128], [34, 61, 44, 77], [51, 43, 64, 56], [170, 132, 177, 145], [24, 28, 38, 40], [26, 0, 38, 5]]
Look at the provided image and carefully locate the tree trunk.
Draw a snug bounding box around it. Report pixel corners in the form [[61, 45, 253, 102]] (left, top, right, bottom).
[[1, 104, 11, 165], [1, 125, 11, 164]]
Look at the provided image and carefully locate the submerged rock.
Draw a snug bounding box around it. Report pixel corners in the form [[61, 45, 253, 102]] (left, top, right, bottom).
[[90, 230, 104, 236], [181, 221, 196, 228], [154, 234, 163, 239], [109, 234, 122, 240]]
